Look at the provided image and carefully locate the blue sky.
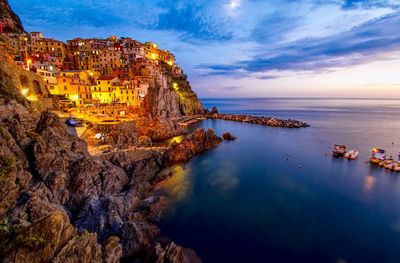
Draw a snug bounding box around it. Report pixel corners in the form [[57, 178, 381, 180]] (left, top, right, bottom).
[[10, 0, 400, 98]]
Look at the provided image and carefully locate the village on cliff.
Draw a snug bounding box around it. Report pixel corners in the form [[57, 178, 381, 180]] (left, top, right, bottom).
[[0, 27, 184, 119]]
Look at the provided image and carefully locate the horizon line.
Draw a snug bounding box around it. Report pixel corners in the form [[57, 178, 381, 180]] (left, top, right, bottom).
[[199, 97, 400, 100]]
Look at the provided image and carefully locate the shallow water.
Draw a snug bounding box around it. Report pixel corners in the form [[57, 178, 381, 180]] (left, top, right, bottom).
[[158, 98, 400, 263]]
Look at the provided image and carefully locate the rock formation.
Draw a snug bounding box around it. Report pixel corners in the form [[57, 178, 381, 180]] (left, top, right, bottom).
[[0, 85, 220, 262], [222, 132, 236, 140], [144, 62, 203, 118], [0, 0, 25, 34], [137, 117, 186, 141], [165, 128, 222, 165]]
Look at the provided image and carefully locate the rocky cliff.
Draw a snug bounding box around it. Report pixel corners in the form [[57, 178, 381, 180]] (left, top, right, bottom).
[[0, 0, 25, 33], [144, 62, 204, 118], [0, 76, 222, 262]]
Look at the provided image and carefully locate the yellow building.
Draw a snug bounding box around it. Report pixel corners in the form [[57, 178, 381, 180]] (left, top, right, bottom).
[[114, 82, 136, 105], [32, 38, 68, 59], [57, 76, 92, 106], [91, 76, 119, 103], [59, 70, 93, 83], [144, 42, 159, 60], [143, 42, 175, 65]]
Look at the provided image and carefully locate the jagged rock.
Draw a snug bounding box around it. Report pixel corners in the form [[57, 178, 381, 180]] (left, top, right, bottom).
[[51, 232, 103, 263], [0, 0, 25, 33], [138, 135, 152, 147], [222, 132, 236, 141], [102, 236, 123, 263], [2, 211, 77, 263], [121, 213, 160, 258], [165, 128, 222, 165], [210, 106, 218, 115], [109, 120, 138, 147], [137, 117, 185, 141], [144, 64, 203, 118], [152, 242, 202, 263]]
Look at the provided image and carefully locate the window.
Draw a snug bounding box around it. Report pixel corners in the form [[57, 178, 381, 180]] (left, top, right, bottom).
[[63, 78, 66, 82], [64, 86, 67, 90]]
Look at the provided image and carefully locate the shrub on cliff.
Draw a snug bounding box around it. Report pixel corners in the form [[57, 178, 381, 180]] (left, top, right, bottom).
[[0, 219, 50, 256], [0, 78, 28, 107]]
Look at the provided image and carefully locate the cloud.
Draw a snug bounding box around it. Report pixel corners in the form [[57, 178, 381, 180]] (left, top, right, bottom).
[[221, 86, 242, 90], [200, 11, 400, 76], [154, 1, 233, 41], [341, 0, 400, 9]]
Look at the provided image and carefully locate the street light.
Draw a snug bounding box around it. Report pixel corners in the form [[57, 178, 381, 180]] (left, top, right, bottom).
[[27, 59, 32, 71]]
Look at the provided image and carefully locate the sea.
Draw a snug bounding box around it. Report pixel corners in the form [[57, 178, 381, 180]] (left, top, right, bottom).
[[157, 98, 400, 263]]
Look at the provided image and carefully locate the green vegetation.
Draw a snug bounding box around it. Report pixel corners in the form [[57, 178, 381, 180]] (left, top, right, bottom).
[[0, 155, 14, 181], [0, 219, 50, 256], [26, 131, 42, 141], [0, 79, 28, 106]]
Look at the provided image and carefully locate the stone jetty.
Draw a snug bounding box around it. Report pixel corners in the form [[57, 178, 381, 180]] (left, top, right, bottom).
[[205, 106, 309, 128]]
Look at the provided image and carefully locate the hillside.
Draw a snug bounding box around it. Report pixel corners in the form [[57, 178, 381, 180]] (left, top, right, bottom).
[[0, 0, 25, 33]]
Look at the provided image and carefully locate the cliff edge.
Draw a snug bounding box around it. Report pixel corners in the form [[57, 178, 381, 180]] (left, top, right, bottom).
[[144, 62, 204, 118], [0, 0, 25, 33]]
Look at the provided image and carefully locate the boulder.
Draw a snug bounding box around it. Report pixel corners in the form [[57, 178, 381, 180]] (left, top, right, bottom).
[[222, 132, 236, 141], [165, 128, 222, 165]]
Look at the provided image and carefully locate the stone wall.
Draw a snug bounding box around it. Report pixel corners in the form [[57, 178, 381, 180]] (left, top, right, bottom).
[[0, 58, 49, 96]]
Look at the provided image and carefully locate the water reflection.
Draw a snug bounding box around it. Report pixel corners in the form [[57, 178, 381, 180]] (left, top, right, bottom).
[[164, 135, 185, 146], [157, 165, 193, 203], [206, 161, 239, 193], [363, 175, 376, 193]]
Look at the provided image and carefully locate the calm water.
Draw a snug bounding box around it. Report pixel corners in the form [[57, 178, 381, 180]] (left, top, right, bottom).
[[158, 98, 400, 263]]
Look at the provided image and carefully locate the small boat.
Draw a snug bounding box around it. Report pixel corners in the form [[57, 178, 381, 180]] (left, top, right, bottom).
[[379, 159, 395, 169], [332, 144, 347, 157], [344, 150, 359, 160], [370, 148, 386, 164], [392, 162, 400, 172], [66, 119, 80, 127]]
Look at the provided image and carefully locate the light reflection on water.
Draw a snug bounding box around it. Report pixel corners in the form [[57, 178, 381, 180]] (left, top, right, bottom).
[[157, 165, 193, 203], [157, 99, 400, 263]]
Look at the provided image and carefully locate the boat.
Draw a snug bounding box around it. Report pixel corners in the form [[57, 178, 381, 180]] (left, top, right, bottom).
[[65, 119, 83, 127], [344, 150, 359, 160], [393, 162, 400, 172], [379, 159, 395, 169], [332, 144, 346, 157], [370, 148, 386, 164]]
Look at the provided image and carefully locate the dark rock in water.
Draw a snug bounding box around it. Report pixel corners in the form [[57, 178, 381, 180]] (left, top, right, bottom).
[[210, 106, 219, 115], [165, 128, 222, 165], [222, 132, 236, 141]]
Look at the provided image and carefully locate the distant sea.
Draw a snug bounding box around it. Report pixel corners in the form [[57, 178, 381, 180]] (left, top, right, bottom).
[[158, 98, 400, 263]]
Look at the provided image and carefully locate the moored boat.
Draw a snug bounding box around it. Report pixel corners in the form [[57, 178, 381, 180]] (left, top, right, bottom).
[[379, 159, 395, 169], [370, 148, 386, 164], [332, 144, 347, 157], [344, 150, 359, 160], [393, 162, 400, 172]]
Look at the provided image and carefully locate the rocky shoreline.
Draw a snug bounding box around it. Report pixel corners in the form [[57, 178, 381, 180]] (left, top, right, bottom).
[[205, 106, 309, 128], [0, 105, 222, 262]]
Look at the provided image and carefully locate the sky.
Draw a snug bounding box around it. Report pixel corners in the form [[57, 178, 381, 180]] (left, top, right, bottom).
[[10, 0, 400, 98]]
